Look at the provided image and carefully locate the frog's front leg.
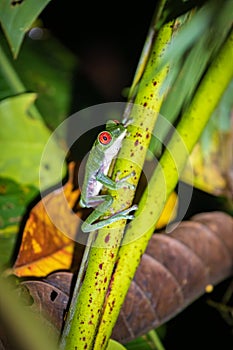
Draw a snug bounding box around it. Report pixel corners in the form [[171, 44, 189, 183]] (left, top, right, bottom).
[[96, 171, 135, 190], [81, 194, 137, 233]]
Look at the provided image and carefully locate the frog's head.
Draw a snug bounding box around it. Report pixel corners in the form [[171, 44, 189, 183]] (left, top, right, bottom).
[[106, 119, 125, 136], [96, 119, 126, 155], [97, 120, 126, 146]]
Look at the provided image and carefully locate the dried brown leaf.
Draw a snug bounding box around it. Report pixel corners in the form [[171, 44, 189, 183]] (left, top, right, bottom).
[[17, 211, 233, 343]]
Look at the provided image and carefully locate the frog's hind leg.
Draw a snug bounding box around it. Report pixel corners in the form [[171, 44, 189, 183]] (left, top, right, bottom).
[[81, 195, 137, 233], [81, 194, 113, 232]]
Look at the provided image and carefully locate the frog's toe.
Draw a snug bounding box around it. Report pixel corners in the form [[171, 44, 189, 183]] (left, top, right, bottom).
[[129, 204, 138, 212], [125, 214, 135, 221], [121, 204, 138, 216], [126, 183, 135, 190]]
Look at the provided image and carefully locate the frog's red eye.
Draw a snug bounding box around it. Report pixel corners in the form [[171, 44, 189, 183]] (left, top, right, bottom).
[[98, 131, 112, 145]]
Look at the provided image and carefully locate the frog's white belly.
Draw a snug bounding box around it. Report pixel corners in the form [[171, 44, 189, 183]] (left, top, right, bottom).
[[89, 129, 126, 198]]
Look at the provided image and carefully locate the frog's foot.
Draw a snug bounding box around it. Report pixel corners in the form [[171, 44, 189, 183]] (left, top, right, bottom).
[[112, 204, 138, 220], [81, 204, 138, 232], [115, 171, 136, 190]]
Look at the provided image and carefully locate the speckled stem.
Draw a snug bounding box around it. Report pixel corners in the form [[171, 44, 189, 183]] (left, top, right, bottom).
[[94, 28, 233, 349], [60, 20, 174, 350]]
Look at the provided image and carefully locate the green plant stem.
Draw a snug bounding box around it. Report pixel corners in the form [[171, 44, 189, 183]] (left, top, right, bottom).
[[93, 28, 233, 347], [148, 330, 165, 350], [128, 0, 168, 98], [0, 43, 25, 93], [60, 19, 174, 350], [0, 43, 42, 119]]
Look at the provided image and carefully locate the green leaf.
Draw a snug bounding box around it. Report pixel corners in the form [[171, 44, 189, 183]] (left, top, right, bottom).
[[0, 229, 17, 268], [0, 177, 37, 229], [125, 328, 166, 350], [0, 0, 52, 58], [0, 177, 37, 268], [16, 37, 77, 130], [156, 0, 233, 73], [148, 0, 233, 158], [181, 79, 233, 196], [125, 337, 157, 350], [0, 93, 66, 189], [106, 339, 127, 350], [0, 31, 77, 130]]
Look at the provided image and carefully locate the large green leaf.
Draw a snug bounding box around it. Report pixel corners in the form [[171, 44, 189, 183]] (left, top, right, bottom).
[[0, 177, 37, 268], [0, 31, 77, 130], [0, 0, 52, 58], [0, 93, 66, 189], [0, 177, 36, 229], [15, 37, 77, 130], [0, 231, 15, 268]]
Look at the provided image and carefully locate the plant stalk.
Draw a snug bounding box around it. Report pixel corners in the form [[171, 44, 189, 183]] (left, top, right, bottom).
[[0, 43, 42, 120], [60, 18, 174, 350], [0, 43, 25, 93], [93, 28, 233, 348]]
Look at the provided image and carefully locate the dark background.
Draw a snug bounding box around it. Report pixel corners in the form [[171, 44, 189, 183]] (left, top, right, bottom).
[[40, 1, 155, 104]]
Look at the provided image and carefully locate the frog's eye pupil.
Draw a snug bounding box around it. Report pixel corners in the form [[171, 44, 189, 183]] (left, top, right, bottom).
[[99, 131, 112, 145]]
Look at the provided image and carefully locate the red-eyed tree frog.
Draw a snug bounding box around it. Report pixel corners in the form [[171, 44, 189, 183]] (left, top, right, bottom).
[[80, 119, 137, 233]]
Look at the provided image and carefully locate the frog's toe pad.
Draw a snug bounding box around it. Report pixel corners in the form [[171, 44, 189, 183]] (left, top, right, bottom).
[[125, 214, 135, 221]]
